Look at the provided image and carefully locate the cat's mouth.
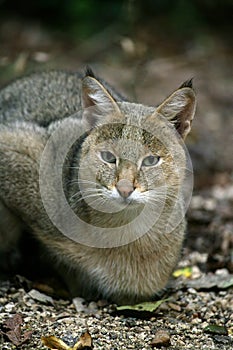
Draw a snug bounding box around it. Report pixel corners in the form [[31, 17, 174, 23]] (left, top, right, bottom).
[[104, 186, 146, 208]]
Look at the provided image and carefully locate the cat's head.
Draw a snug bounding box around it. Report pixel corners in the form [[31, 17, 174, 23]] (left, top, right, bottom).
[[70, 70, 196, 215]]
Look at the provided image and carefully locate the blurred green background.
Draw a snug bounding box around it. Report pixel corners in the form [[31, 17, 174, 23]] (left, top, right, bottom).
[[1, 0, 233, 40]]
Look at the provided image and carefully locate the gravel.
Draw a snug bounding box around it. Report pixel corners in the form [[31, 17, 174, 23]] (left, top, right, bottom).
[[0, 282, 232, 349]]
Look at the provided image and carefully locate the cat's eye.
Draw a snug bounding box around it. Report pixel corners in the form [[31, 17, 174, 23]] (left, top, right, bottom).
[[142, 155, 160, 167], [100, 151, 116, 164]]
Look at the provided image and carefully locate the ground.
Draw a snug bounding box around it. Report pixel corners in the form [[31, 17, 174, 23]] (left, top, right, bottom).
[[0, 18, 232, 349]]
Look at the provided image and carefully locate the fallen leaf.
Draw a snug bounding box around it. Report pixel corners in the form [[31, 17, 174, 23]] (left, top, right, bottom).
[[117, 298, 170, 312], [204, 324, 228, 335], [73, 331, 93, 349], [42, 331, 93, 350], [173, 267, 192, 278], [5, 313, 23, 330], [5, 327, 22, 346], [41, 335, 71, 350], [3, 313, 32, 346]]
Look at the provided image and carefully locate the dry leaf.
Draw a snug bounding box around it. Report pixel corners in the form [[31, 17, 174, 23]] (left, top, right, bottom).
[[5, 327, 22, 346], [73, 331, 93, 349], [3, 313, 32, 346], [42, 331, 93, 350], [41, 335, 71, 350]]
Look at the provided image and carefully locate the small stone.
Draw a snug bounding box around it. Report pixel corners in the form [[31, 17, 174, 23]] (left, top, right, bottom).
[[120, 37, 135, 55], [190, 195, 203, 209], [151, 329, 170, 348], [203, 198, 217, 211], [213, 335, 233, 346], [88, 301, 98, 312], [32, 51, 50, 62], [72, 297, 87, 312], [168, 302, 181, 312], [188, 288, 197, 294], [62, 332, 78, 347], [28, 289, 54, 305], [191, 265, 202, 279], [215, 268, 229, 276], [97, 299, 109, 307], [4, 302, 15, 312]]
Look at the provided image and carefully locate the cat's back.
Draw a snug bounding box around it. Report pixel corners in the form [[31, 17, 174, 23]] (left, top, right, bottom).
[[0, 70, 83, 127]]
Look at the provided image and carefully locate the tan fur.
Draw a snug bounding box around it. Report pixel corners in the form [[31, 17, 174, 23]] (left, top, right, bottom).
[[0, 70, 196, 304]]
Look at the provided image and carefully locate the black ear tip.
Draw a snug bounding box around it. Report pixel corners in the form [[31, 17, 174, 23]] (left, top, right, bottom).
[[179, 78, 194, 89], [84, 66, 96, 78]]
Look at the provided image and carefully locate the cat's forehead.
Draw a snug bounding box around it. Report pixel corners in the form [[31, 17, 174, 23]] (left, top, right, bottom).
[[117, 102, 170, 138], [84, 101, 182, 158], [92, 123, 167, 161], [94, 122, 163, 145], [118, 102, 156, 123]]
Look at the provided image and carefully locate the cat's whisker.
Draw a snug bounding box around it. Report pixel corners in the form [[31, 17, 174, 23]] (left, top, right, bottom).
[[71, 195, 105, 210], [77, 179, 98, 184], [68, 179, 99, 186], [146, 193, 179, 202], [143, 188, 180, 201], [79, 188, 103, 194], [86, 197, 108, 208], [70, 186, 103, 199], [145, 196, 177, 206], [71, 192, 103, 202]]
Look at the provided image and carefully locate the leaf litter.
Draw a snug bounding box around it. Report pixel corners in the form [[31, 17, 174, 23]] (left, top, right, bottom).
[[2, 313, 33, 346]]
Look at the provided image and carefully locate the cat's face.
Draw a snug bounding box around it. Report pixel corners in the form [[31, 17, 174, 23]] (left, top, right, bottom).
[[76, 117, 186, 215], [69, 73, 195, 220]]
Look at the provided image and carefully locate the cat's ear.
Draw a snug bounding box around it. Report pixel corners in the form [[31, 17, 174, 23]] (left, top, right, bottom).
[[81, 71, 120, 128], [156, 80, 196, 139]]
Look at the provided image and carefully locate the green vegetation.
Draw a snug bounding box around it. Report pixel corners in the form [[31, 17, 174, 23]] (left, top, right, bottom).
[[0, 0, 232, 39]]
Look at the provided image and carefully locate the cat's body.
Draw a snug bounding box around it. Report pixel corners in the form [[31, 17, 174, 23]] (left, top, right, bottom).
[[0, 69, 196, 304]]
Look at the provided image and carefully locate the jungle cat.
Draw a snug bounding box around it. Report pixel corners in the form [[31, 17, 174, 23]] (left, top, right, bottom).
[[0, 68, 196, 304]]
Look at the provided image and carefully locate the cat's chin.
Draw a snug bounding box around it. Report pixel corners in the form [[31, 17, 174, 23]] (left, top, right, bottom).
[[114, 196, 141, 208], [102, 197, 142, 213]]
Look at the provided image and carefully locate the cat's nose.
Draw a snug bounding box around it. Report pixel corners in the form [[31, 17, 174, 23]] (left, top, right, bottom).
[[116, 179, 135, 198]]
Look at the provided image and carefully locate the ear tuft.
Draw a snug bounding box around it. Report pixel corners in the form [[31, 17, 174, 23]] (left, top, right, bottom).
[[179, 78, 194, 89], [84, 66, 96, 79]]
